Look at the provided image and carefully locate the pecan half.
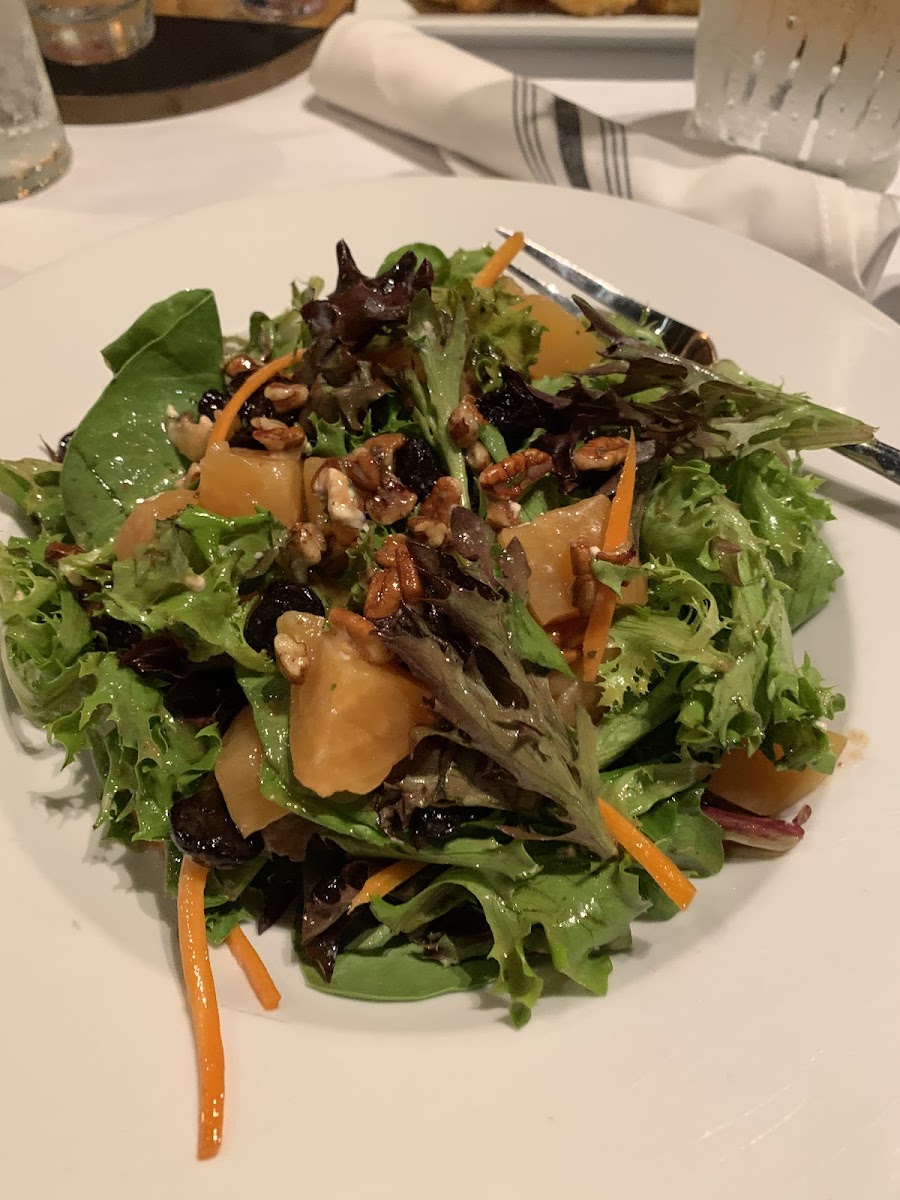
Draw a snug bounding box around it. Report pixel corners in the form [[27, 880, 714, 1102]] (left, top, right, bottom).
[[571, 436, 630, 473], [329, 608, 392, 664], [478, 449, 553, 501], [570, 541, 601, 616], [273, 611, 317, 685], [251, 416, 307, 453], [447, 394, 485, 449], [394, 539, 424, 604], [484, 500, 522, 532], [263, 381, 309, 414], [364, 568, 402, 620], [407, 476, 462, 548], [344, 433, 417, 525], [288, 521, 327, 567], [374, 533, 408, 568]]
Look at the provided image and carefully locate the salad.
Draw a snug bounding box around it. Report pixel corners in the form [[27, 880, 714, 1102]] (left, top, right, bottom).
[[0, 234, 868, 1158]]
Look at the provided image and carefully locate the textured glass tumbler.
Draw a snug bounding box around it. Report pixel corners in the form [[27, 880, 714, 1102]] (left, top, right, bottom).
[[239, 0, 328, 18], [692, 0, 900, 186], [0, 0, 71, 201], [29, 0, 155, 65]]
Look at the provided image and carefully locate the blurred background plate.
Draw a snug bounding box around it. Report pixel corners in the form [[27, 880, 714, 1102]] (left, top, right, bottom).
[[356, 0, 698, 47]]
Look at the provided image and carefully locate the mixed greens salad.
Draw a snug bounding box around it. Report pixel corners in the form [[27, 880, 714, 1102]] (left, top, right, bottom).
[[0, 237, 867, 1056]]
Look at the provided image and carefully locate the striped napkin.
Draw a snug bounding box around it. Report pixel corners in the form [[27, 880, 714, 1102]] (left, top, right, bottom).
[[309, 15, 900, 298]]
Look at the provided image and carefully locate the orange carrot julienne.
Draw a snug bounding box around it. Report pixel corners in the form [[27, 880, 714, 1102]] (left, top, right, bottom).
[[348, 860, 427, 912], [225, 926, 281, 1012], [598, 798, 696, 911], [602, 429, 637, 553], [581, 586, 617, 683], [581, 431, 638, 682], [207, 349, 305, 448], [472, 232, 525, 289], [177, 857, 225, 1161]]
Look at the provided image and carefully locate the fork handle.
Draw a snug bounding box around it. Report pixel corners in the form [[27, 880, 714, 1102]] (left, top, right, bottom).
[[833, 440, 900, 487]]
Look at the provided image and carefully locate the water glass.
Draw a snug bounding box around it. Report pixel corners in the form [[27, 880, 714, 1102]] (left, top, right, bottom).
[[692, 0, 900, 186], [0, 0, 71, 202], [29, 0, 155, 65], [239, 0, 328, 18]]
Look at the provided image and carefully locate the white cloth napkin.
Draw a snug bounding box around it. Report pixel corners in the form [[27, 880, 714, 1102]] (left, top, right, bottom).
[[310, 15, 900, 298]]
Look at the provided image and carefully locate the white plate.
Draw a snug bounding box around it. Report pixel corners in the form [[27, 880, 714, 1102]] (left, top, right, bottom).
[[356, 0, 697, 46], [2, 177, 898, 1199]]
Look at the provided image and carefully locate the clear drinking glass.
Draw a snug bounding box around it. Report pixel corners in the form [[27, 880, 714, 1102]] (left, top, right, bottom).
[[0, 0, 71, 201], [692, 0, 900, 186], [239, 0, 328, 18], [29, 0, 155, 66]]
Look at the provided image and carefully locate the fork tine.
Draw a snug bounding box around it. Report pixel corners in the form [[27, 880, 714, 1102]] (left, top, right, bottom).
[[496, 226, 717, 365], [496, 227, 648, 327], [504, 264, 582, 317]]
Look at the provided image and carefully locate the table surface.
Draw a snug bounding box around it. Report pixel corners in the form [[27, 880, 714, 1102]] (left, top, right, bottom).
[[5, 34, 900, 322]]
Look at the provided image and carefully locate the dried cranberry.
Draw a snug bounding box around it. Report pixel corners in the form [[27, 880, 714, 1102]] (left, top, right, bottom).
[[165, 667, 245, 731], [393, 436, 443, 497], [197, 389, 228, 421], [478, 370, 549, 448], [51, 432, 74, 463], [170, 777, 263, 869], [244, 580, 325, 654], [117, 632, 188, 679]]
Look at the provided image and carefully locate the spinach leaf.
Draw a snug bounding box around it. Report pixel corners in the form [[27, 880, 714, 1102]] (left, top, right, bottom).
[[506, 592, 573, 676], [298, 924, 496, 1000], [61, 289, 223, 546]]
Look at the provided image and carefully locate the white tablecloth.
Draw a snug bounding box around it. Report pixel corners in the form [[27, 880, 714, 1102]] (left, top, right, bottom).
[[4, 39, 900, 320]]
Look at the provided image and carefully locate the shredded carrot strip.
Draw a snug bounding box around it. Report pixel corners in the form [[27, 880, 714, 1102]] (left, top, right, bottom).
[[472, 232, 525, 289], [582, 431, 637, 682], [348, 860, 426, 912], [207, 349, 305, 448], [602, 429, 637, 552], [177, 857, 225, 1160], [581, 587, 617, 683], [598, 798, 696, 911], [225, 926, 282, 1012]]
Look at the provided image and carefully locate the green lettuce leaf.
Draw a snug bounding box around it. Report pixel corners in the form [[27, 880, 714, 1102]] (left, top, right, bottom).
[[506, 592, 573, 676], [722, 449, 841, 628], [298, 922, 497, 1000], [639, 787, 724, 877], [454, 278, 543, 391], [0, 532, 217, 841], [404, 290, 471, 504], [598, 759, 711, 820], [595, 671, 684, 769], [0, 458, 69, 539], [641, 460, 842, 770], [597, 559, 729, 709], [376, 243, 493, 288], [61, 289, 223, 546], [371, 857, 647, 1025], [84, 508, 285, 668], [51, 653, 219, 841], [0, 534, 93, 726]]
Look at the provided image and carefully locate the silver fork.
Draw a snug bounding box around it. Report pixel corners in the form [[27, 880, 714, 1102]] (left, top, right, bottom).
[[497, 228, 900, 489]]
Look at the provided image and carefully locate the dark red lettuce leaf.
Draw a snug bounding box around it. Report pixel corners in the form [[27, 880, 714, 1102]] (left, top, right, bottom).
[[701, 799, 811, 852], [302, 240, 434, 346]]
